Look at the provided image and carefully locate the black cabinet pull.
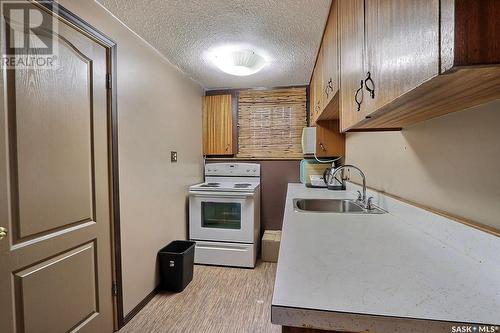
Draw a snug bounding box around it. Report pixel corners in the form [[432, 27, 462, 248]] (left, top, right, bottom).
[[365, 71, 375, 99], [324, 78, 334, 99], [354, 80, 364, 112]]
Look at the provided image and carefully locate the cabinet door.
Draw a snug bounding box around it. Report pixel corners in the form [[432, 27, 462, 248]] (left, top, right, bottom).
[[309, 74, 316, 126], [202, 95, 233, 155], [364, 0, 439, 113], [316, 120, 345, 158], [315, 48, 324, 118], [322, 0, 339, 107], [310, 53, 322, 125], [339, 0, 366, 131]]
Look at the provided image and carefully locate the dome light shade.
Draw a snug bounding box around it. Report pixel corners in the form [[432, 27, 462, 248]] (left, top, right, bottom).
[[209, 48, 267, 76]]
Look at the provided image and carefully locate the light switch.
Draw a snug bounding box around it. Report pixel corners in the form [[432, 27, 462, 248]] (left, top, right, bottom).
[[171, 151, 177, 163]]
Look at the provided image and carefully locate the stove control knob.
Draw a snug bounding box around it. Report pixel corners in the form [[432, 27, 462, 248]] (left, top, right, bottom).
[[246, 169, 250, 172]]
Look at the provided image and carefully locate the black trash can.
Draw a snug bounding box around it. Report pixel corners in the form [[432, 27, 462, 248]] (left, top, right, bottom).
[[158, 240, 196, 292]]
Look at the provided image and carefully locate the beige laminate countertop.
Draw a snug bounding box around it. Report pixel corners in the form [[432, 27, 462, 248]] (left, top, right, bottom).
[[271, 183, 500, 332]]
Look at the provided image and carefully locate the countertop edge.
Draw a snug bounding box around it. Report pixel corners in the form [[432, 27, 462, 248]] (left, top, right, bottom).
[[271, 305, 479, 333]]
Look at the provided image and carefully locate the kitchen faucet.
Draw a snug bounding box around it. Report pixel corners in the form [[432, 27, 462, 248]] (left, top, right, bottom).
[[330, 164, 372, 209]]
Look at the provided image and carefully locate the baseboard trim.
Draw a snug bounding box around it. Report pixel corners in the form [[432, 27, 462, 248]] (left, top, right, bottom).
[[120, 285, 160, 329]]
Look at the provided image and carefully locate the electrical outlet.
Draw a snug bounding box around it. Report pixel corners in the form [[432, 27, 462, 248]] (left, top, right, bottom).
[[170, 151, 177, 163]]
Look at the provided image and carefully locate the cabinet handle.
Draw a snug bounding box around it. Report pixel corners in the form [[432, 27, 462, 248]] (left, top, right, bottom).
[[324, 78, 334, 99], [319, 143, 326, 151], [354, 80, 364, 112], [328, 78, 334, 93], [364, 71, 375, 99]]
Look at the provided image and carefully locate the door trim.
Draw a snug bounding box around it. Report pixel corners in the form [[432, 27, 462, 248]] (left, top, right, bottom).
[[33, 1, 125, 329]]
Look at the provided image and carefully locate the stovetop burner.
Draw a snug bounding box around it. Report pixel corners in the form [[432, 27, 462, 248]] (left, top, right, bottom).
[[200, 182, 220, 188], [234, 183, 252, 188]]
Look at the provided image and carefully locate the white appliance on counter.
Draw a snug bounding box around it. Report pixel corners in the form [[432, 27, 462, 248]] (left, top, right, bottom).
[[301, 127, 316, 155], [189, 163, 260, 268]]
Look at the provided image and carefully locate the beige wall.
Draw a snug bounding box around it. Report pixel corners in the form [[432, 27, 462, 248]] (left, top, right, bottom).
[[346, 100, 500, 231], [59, 0, 204, 316]]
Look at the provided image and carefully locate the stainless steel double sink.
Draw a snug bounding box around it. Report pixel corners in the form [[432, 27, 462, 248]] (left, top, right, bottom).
[[293, 198, 385, 214]]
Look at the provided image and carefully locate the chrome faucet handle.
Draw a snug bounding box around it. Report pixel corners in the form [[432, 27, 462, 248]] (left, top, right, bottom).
[[366, 197, 374, 210], [356, 190, 363, 202]]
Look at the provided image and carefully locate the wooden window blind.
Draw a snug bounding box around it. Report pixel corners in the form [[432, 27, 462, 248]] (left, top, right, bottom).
[[237, 88, 307, 158]]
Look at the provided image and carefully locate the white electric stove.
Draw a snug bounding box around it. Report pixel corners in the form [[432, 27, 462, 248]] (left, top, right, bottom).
[[189, 163, 261, 268]]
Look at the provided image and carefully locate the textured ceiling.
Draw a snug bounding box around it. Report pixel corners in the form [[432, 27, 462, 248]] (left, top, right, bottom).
[[96, 0, 331, 89]]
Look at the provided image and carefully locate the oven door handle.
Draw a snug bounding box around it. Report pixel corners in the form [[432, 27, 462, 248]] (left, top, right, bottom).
[[189, 191, 255, 199], [195, 243, 249, 252]]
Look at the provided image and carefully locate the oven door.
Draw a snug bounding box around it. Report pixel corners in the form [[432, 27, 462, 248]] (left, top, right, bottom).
[[189, 191, 254, 243]]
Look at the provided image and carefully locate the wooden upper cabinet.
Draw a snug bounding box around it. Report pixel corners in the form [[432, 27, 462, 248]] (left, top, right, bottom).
[[339, 0, 366, 131], [364, 0, 439, 113], [338, 0, 500, 131], [202, 95, 233, 155], [309, 0, 341, 124], [315, 48, 324, 119], [315, 120, 345, 158], [309, 72, 317, 126], [321, 0, 339, 108], [310, 50, 323, 125]]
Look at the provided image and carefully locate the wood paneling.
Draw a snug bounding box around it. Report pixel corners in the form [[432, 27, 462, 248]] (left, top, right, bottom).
[[364, 0, 439, 114], [338, 0, 366, 131], [316, 120, 345, 158], [202, 94, 233, 155], [119, 262, 280, 333], [453, 0, 500, 66]]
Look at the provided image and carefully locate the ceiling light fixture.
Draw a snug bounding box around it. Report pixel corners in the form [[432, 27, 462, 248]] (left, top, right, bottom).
[[209, 47, 267, 76]]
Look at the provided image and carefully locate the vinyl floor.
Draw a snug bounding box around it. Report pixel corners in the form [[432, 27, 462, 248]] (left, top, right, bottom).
[[119, 261, 281, 333]]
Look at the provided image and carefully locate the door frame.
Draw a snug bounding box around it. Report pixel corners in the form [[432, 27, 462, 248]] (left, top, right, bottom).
[[34, 1, 125, 329]]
